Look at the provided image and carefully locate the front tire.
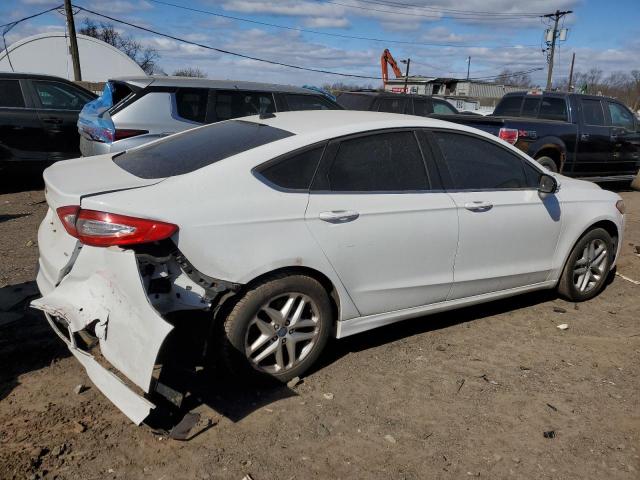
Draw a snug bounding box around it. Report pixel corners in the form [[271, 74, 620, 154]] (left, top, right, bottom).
[[536, 155, 558, 172], [558, 228, 613, 301], [220, 274, 332, 383]]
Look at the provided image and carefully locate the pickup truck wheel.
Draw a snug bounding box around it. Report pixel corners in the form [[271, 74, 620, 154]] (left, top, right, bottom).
[[557, 228, 613, 301], [220, 274, 332, 383], [536, 156, 558, 172]]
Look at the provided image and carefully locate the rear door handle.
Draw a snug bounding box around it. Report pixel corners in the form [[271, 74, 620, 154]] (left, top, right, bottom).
[[319, 210, 360, 224], [464, 201, 493, 212]]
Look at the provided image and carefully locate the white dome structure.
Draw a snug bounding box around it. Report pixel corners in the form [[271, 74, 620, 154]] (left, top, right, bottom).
[[0, 32, 145, 82]]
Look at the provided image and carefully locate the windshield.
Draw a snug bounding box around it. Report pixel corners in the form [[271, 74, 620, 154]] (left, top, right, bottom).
[[113, 120, 294, 179]]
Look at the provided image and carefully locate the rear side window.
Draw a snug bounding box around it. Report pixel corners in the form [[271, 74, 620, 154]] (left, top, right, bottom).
[[257, 146, 324, 190], [175, 88, 208, 123], [432, 100, 457, 115], [0, 80, 25, 108], [285, 94, 338, 111], [581, 99, 605, 126], [114, 120, 293, 179], [336, 93, 375, 111], [433, 131, 528, 190], [213, 91, 275, 121], [494, 96, 522, 116], [521, 97, 541, 117], [377, 97, 408, 114], [323, 131, 428, 192], [412, 98, 431, 116], [538, 97, 567, 121]]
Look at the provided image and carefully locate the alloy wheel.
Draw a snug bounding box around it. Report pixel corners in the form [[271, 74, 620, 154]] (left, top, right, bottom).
[[572, 238, 608, 293]]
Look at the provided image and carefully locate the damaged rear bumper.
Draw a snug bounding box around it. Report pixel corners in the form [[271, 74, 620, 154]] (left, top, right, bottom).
[[31, 246, 174, 424]]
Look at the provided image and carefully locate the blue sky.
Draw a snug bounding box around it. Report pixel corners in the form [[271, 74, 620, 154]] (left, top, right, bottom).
[[2, 0, 639, 87]]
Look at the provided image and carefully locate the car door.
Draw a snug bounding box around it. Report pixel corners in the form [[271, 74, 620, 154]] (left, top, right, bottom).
[[605, 100, 640, 175], [427, 130, 562, 299], [304, 129, 458, 317], [0, 78, 49, 165], [29, 79, 95, 161], [574, 98, 613, 175]]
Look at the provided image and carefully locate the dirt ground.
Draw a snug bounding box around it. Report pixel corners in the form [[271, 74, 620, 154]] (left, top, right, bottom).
[[1, 182, 639, 480]]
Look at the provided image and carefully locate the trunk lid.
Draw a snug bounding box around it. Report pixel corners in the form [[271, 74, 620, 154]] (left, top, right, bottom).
[[43, 153, 165, 209]]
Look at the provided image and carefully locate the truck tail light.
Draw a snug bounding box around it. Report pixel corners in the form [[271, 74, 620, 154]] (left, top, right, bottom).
[[498, 128, 519, 145], [114, 129, 148, 141], [56, 206, 178, 247]]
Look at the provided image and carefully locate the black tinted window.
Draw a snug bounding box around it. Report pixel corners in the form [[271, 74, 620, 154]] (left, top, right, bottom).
[[114, 120, 293, 179], [336, 93, 375, 111], [521, 97, 541, 117], [0, 80, 25, 108], [325, 131, 428, 191], [581, 99, 605, 126], [258, 146, 324, 190], [285, 94, 338, 111], [377, 97, 407, 114], [433, 132, 528, 190], [494, 96, 522, 116], [539, 97, 567, 121], [33, 80, 93, 110], [214, 91, 275, 121], [412, 98, 431, 116], [175, 88, 208, 123]]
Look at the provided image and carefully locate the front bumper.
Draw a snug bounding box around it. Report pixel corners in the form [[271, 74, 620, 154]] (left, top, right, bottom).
[[32, 246, 173, 424]]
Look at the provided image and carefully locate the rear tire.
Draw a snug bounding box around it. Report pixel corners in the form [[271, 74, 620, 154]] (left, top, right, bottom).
[[220, 274, 332, 383], [536, 156, 558, 172], [557, 228, 613, 301]]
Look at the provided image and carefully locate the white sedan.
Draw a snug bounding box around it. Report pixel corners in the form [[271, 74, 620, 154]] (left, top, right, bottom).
[[32, 111, 625, 423]]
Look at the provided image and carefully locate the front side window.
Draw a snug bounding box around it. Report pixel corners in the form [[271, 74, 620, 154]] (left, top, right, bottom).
[[607, 102, 635, 130], [0, 80, 25, 108], [433, 131, 529, 190], [257, 146, 324, 190], [581, 99, 605, 126], [285, 94, 338, 111], [323, 131, 429, 192], [213, 91, 275, 121], [114, 120, 293, 179], [33, 80, 93, 110], [377, 97, 408, 114], [538, 97, 567, 121], [432, 100, 457, 115], [175, 88, 208, 123]]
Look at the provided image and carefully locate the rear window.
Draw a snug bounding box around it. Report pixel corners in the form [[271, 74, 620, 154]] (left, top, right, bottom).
[[176, 88, 208, 123], [284, 94, 339, 111], [494, 95, 523, 116], [0, 79, 25, 108], [538, 97, 567, 121], [521, 97, 541, 117], [113, 120, 293, 179]]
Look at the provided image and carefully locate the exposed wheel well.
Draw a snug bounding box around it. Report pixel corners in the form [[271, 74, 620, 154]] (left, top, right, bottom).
[[534, 148, 562, 170]]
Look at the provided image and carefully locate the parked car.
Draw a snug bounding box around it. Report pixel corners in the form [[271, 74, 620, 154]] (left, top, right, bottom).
[[336, 91, 459, 116], [33, 111, 624, 424], [448, 91, 640, 180], [0, 73, 96, 173], [78, 76, 342, 156]]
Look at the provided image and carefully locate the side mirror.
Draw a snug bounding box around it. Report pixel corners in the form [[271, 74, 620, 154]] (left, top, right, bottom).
[[538, 174, 558, 195]]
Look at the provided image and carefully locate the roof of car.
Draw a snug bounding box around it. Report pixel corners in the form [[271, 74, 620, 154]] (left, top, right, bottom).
[[110, 76, 323, 94], [0, 72, 80, 82]]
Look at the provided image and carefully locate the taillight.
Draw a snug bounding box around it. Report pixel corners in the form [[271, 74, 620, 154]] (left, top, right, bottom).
[[114, 129, 148, 141], [498, 127, 519, 145], [56, 207, 178, 247]]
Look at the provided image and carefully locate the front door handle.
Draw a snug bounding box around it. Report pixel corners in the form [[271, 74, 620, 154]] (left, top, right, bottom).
[[580, 133, 590, 141], [319, 210, 360, 224], [464, 201, 493, 212]]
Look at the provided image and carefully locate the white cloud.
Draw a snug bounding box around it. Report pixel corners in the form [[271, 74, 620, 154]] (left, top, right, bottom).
[[303, 17, 350, 29]]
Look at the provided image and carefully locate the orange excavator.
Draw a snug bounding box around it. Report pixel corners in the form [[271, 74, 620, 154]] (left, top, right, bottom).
[[381, 48, 403, 85]]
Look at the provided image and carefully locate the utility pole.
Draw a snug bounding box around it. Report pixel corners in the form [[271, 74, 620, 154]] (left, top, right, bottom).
[[543, 9, 572, 90], [568, 52, 575, 92], [466, 56, 471, 80], [63, 0, 82, 81], [402, 58, 411, 94]]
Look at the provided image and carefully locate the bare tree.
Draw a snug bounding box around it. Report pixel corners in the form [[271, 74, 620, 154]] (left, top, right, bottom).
[[79, 19, 160, 75], [493, 69, 533, 87], [172, 67, 207, 78], [565, 68, 640, 110]]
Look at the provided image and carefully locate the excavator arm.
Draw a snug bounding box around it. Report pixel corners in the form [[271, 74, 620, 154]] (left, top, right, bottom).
[[381, 48, 403, 84]]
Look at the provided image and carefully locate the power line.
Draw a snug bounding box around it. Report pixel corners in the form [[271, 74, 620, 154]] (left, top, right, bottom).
[[147, 0, 539, 49], [341, 0, 546, 17], [0, 4, 63, 29], [73, 4, 383, 80]]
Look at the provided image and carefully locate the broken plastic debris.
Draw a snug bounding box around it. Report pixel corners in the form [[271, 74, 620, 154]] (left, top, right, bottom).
[[557, 324, 569, 330], [323, 392, 334, 400], [287, 376, 302, 389]]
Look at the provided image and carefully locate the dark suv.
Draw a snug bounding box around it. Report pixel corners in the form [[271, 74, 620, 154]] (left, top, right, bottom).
[[0, 73, 96, 173], [336, 91, 459, 116]]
